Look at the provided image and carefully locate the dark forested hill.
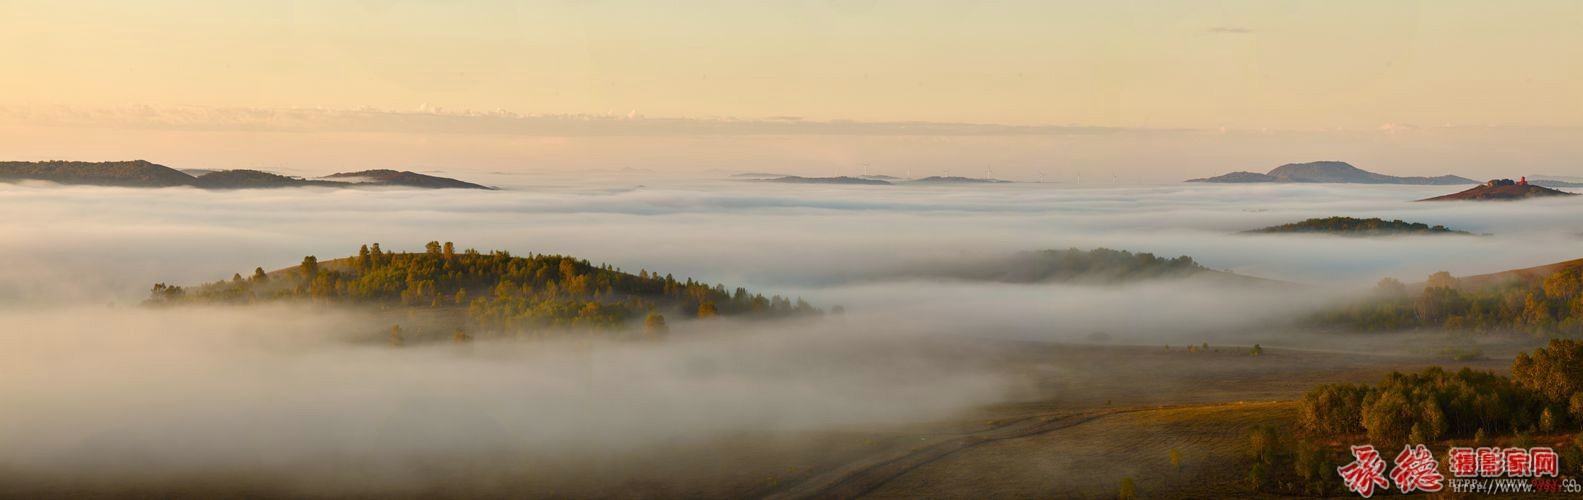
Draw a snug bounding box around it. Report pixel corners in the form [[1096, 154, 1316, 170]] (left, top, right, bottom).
[[324, 169, 494, 189], [0, 160, 491, 190], [0, 160, 195, 187], [1246, 217, 1471, 236], [910, 248, 1271, 286], [192, 170, 349, 189], [149, 242, 818, 337]]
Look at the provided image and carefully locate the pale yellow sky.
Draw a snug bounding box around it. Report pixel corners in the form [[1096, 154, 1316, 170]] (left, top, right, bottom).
[[2, 1, 1580, 177], [5, 0, 1581, 128]]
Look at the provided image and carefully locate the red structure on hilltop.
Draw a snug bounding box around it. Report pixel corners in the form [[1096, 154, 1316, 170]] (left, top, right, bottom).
[[1520, 176, 1528, 186]]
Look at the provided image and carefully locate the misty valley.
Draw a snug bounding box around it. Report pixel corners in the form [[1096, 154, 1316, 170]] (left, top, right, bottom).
[[9, 1, 1583, 497], [3, 170, 1582, 499]]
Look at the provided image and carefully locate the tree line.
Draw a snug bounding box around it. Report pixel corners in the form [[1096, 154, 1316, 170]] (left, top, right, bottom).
[[1247, 216, 1469, 235], [1311, 266, 1583, 335], [1242, 340, 1583, 495]]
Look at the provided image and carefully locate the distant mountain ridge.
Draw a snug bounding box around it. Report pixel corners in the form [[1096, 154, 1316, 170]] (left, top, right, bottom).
[[756, 176, 893, 185], [1187, 161, 1475, 185], [1530, 179, 1583, 188], [750, 174, 1017, 186], [0, 160, 493, 190], [907, 176, 1010, 184]]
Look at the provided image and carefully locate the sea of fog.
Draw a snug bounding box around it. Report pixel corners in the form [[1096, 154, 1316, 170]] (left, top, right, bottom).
[[1, 175, 1580, 494], [2, 174, 1580, 302]]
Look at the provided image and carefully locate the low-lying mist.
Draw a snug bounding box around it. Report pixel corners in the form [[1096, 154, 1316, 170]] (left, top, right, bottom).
[[2, 177, 1579, 494], [2, 178, 1580, 304], [0, 304, 1016, 494]]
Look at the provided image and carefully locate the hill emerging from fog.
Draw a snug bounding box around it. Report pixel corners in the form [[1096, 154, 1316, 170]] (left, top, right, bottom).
[[323, 169, 492, 189], [1246, 217, 1472, 236], [1446, 257, 1583, 290], [916, 248, 1274, 286], [0, 160, 197, 187], [906, 176, 1011, 184], [191, 169, 348, 189], [150, 242, 817, 340], [1419, 179, 1576, 201], [752, 175, 1014, 186], [1188, 161, 1474, 185], [757, 175, 893, 185], [0, 160, 493, 190], [1316, 257, 1583, 334]]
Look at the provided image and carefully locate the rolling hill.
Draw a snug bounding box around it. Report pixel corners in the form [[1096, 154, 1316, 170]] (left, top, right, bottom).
[[906, 176, 1011, 184], [150, 242, 818, 338], [0, 160, 492, 190], [323, 169, 493, 189], [0, 160, 197, 187], [1418, 178, 1576, 201], [895, 248, 1280, 287], [757, 175, 893, 185], [1319, 256, 1583, 333], [1245, 217, 1472, 236], [192, 169, 347, 189], [1188, 161, 1474, 185], [1443, 257, 1583, 290]]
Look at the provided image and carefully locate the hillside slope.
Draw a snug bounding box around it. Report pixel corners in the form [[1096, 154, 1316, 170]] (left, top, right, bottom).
[[1419, 179, 1576, 201], [324, 169, 494, 189], [193, 170, 348, 189], [0, 160, 196, 187]]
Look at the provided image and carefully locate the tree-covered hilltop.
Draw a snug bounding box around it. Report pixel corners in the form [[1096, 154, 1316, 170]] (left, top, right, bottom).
[[1246, 217, 1471, 236], [0, 160, 195, 187], [948, 248, 1213, 283], [1310, 263, 1583, 335], [149, 242, 818, 332], [0, 160, 492, 190]]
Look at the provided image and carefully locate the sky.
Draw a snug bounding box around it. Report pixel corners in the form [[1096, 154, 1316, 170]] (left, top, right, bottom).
[[2, 0, 1580, 178]]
